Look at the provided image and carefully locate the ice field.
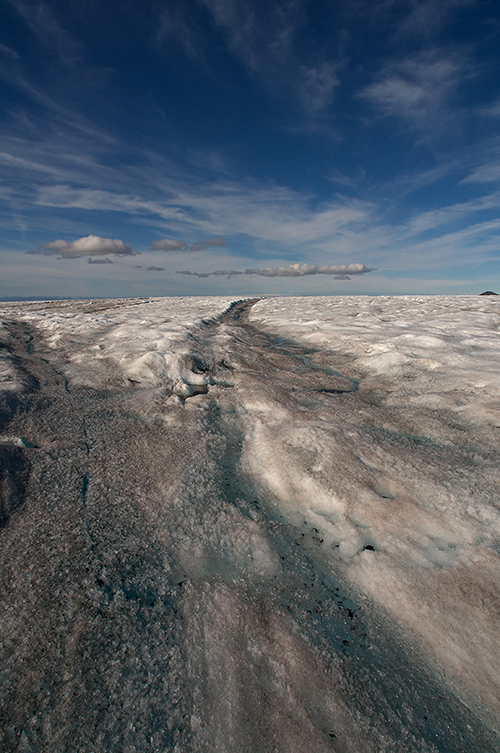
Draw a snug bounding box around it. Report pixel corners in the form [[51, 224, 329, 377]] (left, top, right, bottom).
[[1, 294, 499, 752]]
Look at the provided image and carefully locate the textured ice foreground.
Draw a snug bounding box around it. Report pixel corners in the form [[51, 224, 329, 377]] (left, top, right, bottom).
[[0, 296, 235, 396], [1, 294, 499, 752], [250, 296, 500, 701]]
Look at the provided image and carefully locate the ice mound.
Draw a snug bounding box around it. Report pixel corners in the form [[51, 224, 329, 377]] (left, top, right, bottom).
[[0, 352, 32, 396], [0, 325, 37, 398], [2, 297, 234, 396]]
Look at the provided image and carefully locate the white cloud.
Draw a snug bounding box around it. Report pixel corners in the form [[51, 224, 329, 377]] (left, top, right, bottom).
[[403, 191, 500, 234], [35, 183, 370, 255], [255, 262, 373, 277], [177, 262, 374, 279], [4, 106, 499, 283], [178, 269, 237, 278], [461, 162, 500, 185], [28, 174, 500, 277], [37, 186, 187, 222], [30, 235, 135, 259], [6, 136, 497, 283]]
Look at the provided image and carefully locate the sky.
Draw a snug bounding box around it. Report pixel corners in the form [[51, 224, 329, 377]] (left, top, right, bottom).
[[1, 0, 500, 299]]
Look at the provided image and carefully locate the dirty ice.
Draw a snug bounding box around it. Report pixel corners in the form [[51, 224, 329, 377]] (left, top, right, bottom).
[[1, 294, 499, 752]]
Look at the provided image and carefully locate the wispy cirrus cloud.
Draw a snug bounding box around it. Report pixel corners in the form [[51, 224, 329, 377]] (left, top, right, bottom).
[[0, 5, 498, 286], [172, 0, 342, 117], [35, 182, 370, 254], [361, 52, 465, 139], [27, 170, 500, 276], [461, 157, 500, 185], [5, 0, 81, 65], [1, 0, 499, 299], [404, 0, 477, 39], [298, 61, 339, 114], [199, 0, 300, 72], [403, 191, 500, 234], [155, 2, 202, 60], [36, 185, 190, 223], [0, 42, 20, 60]]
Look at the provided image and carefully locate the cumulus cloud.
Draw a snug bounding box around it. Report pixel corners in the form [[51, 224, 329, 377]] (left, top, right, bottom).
[[251, 262, 373, 277], [29, 234, 134, 258], [177, 263, 374, 279], [149, 235, 226, 251]]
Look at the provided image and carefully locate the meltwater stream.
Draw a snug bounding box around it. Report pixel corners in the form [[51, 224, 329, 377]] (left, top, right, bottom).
[[0, 298, 498, 752]]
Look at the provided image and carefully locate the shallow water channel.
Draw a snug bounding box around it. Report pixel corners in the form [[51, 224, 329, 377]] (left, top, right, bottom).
[[0, 299, 498, 752]]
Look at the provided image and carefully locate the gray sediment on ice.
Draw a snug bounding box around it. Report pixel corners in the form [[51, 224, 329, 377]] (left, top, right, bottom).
[[0, 297, 499, 752]]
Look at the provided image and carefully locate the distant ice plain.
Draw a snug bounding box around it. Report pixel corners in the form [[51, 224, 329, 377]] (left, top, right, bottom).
[[1, 294, 499, 752]]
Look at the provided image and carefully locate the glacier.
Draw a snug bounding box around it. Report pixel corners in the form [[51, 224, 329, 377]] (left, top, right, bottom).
[[0, 294, 499, 752]]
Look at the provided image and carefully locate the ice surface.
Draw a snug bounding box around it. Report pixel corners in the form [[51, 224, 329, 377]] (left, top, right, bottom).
[[2, 296, 234, 395], [250, 295, 500, 418], [249, 295, 500, 720], [1, 294, 499, 752]]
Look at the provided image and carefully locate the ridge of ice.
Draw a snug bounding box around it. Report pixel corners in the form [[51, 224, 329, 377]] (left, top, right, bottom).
[[1, 297, 234, 396]]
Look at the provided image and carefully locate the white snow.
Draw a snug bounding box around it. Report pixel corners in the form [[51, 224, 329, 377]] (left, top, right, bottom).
[[247, 294, 500, 720], [1, 296, 234, 396], [250, 294, 500, 422]]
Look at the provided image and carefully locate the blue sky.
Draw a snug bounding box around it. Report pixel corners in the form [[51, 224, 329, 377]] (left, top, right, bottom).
[[1, 0, 500, 298]]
